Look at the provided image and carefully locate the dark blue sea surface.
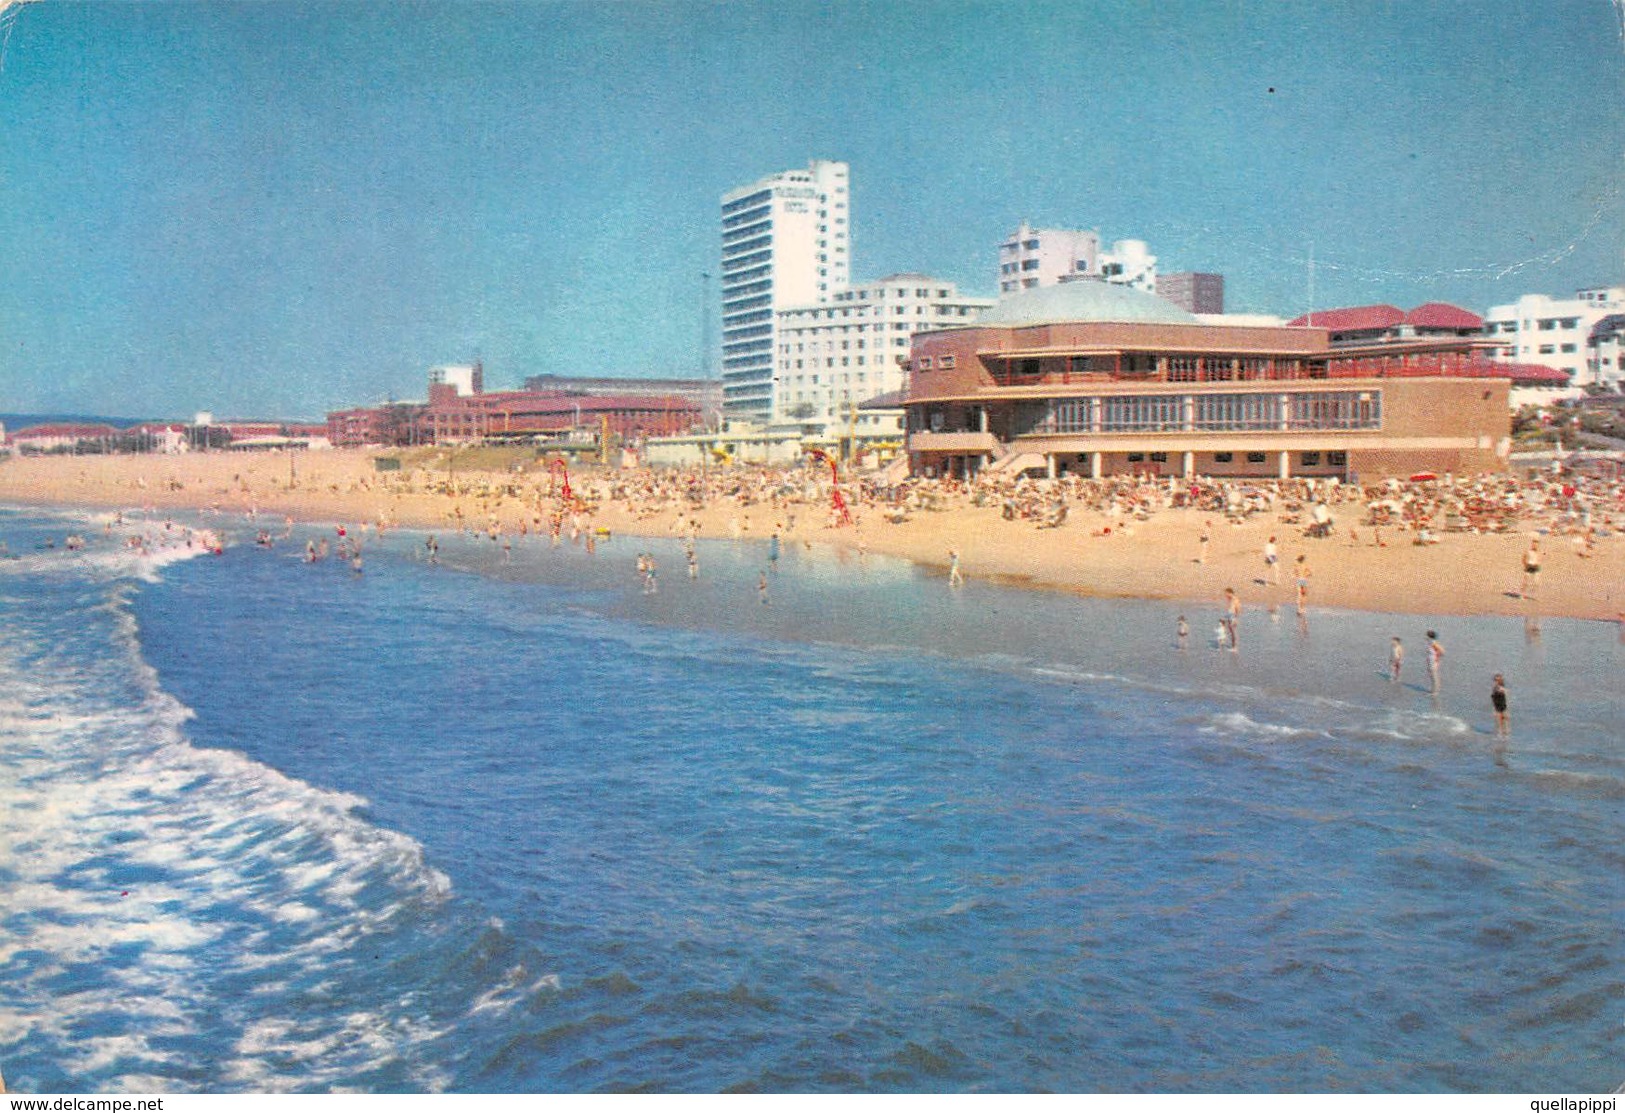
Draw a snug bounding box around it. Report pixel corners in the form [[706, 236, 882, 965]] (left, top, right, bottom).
[[1, 505, 1621, 1092]]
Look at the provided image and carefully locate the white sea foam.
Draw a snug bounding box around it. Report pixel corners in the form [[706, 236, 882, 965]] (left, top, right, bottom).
[[0, 538, 462, 1091], [467, 966, 564, 1018], [1197, 711, 1330, 742]]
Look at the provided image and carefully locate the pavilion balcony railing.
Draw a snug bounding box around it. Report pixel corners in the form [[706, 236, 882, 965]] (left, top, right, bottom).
[[1324, 354, 1513, 379], [980, 358, 1323, 387], [974, 352, 1515, 387]]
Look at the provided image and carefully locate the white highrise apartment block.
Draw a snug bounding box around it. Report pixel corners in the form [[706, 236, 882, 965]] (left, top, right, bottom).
[[720, 160, 850, 423], [998, 222, 1157, 295], [1483, 286, 1625, 388], [776, 275, 994, 435]]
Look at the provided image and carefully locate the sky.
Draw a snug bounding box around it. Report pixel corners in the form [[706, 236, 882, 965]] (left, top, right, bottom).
[[1, 0, 1622, 420]]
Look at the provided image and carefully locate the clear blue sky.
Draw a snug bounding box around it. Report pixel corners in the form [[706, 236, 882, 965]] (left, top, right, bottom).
[[2, 0, 1621, 419]]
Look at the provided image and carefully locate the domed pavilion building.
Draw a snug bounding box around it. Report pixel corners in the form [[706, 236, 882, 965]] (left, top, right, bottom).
[[904, 280, 1514, 481]]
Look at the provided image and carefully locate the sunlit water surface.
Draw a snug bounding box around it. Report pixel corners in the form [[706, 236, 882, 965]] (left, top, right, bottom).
[[1, 506, 1619, 1092]]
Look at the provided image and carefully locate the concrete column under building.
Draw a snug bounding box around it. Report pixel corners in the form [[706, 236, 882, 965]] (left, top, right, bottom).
[[1091, 452, 1103, 479], [1278, 451, 1290, 480], [1183, 450, 1195, 478], [1047, 454, 1057, 479]]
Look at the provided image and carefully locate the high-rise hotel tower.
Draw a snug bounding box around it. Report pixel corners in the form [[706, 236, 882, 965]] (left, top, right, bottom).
[[719, 160, 850, 423]]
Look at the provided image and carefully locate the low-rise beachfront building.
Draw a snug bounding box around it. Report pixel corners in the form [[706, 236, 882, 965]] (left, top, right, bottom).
[[419, 387, 701, 445], [903, 281, 1515, 482], [1285, 303, 1487, 347], [523, 374, 724, 426], [7, 423, 124, 454], [328, 405, 412, 448], [130, 423, 189, 453]]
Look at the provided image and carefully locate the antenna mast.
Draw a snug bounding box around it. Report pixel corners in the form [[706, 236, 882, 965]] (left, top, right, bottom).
[[1306, 240, 1316, 327]]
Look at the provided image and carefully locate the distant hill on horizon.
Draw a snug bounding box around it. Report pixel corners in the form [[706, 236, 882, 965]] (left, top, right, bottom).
[[0, 412, 164, 431], [0, 412, 323, 431]]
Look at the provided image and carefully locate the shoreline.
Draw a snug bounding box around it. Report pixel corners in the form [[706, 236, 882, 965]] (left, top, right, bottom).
[[2, 449, 1621, 623]]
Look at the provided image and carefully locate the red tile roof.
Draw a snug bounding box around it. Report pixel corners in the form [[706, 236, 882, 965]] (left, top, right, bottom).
[[1499, 362, 1571, 384], [10, 423, 122, 440], [1286, 305, 1405, 331], [1404, 302, 1482, 329]]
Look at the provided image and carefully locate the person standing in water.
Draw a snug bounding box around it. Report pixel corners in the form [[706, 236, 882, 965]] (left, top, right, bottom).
[[948, 548, 965, 588], [1389, 637, 1404, 683], [1426, 631, 1444, 695], [1490, 673, 1509, 738]]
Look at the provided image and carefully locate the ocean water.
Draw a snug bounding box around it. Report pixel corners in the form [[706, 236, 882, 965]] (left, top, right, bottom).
[[1, 504, 1620, 1093]]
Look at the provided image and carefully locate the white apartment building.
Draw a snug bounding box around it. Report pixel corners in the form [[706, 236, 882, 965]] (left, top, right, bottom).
[[720, 160, 851, 423], [1484, 286, 1624, 388], [1099, 239, 1157, 293], [998, 221, 1157, 295], [775, 275, 993, 435]]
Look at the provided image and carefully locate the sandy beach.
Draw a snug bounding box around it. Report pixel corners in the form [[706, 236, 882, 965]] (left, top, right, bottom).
[[2, 448, 1621, 623]]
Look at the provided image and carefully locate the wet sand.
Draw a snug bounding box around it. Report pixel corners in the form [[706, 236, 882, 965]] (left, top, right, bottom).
[[2, 449, 1620, 622]]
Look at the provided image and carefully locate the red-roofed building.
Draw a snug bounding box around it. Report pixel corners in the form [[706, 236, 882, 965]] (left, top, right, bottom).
[[1287, 304, 1405, 338], [328, 405, 423, 448], [1404, 302, 1483, 332], [420, 389, 700, 444], [1496, 362, 1572, 386], [8, 423, 122, 453], [1288, 303, 1484, 347]]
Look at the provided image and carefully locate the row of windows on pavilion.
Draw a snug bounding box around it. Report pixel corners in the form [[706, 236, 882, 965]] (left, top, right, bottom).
[[908, 390, 1382, 436], [931, 350, 1496, 383], [952, 354, 1327, 382]]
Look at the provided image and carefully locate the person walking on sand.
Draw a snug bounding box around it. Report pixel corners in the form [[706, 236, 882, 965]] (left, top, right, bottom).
[[1427, 631, 1444, 695], [948, 548, 965, 588], [1521, 538, 1541, 598], [1389, 637, 1404, 683], [1197, 522, 1211, 565], [1491, 673, 1510, 738], [1264, 535, 1279, 584]]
